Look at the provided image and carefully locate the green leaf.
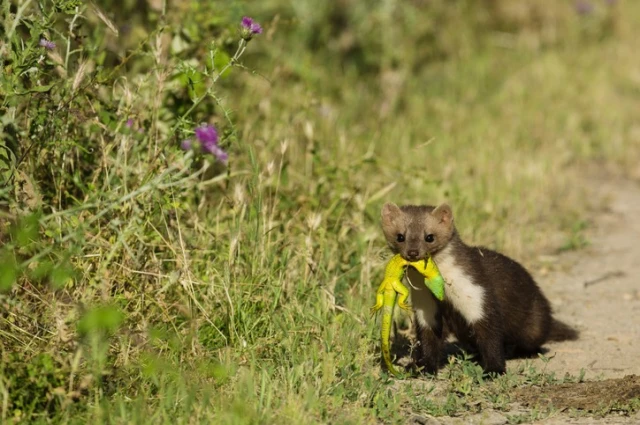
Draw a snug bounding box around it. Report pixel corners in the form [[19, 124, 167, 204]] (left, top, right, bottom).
[[50, 262, 75, 289], [13, 212, 41, 247], [180, 68, 206, 99], [98, 109, 115, 126], [28, 84, 55, 93], [213, 50, 232, 78], [0, 143, 16, 166], [0, 251, 18, 292], [0, 142, 15, 183], [29, 260, 53, 280], [77, 305, 124, 336], [15, 84, 56, 95]]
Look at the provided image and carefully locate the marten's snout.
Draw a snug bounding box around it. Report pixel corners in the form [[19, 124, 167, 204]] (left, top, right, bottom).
[[406, 249, 420, 261]]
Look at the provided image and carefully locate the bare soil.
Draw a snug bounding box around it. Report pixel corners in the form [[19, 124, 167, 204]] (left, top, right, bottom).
[[530, 177, 640, 381], [509, 176, 640, 423], [514, 375, 640, 413]]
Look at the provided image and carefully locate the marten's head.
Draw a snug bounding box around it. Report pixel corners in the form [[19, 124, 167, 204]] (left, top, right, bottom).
[[381, 203, 454, 261]]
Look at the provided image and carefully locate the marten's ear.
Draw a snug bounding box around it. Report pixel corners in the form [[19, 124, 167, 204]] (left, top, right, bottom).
[[381, 203, 402, 229], [432, 203, 453, 227]]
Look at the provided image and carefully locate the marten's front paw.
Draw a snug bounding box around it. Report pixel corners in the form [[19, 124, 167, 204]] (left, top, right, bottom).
[[413, 357, 439, 376]]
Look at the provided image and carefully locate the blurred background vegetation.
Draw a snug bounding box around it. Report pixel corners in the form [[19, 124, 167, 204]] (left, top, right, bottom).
[[1, 0, 639, 423]]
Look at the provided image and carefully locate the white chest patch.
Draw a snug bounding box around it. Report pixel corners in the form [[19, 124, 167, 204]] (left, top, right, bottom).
[[434, 246, 486, 324], [407, 268, 439, 329]]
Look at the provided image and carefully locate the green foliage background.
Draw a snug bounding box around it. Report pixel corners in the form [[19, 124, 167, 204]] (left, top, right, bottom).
[[1, 0, 639, 423]]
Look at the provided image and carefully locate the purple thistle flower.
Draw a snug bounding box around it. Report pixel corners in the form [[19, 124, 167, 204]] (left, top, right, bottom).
[[250, 22, 262, 35], [39, 38, 56, 50], [182, 124, 228, 163], [241, 16, 262, 40], [242, 17, 254, 29], [575, 0, 594, 15], [195, 124, 218, 145], [204, 144, 229, 163], [241, 17, 262, 34], [126, 119, 134, 128]]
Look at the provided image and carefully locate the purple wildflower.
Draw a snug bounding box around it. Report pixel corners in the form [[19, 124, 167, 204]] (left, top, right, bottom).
[[39, 38, 56, 50], [126, 119, 134, 128], [182, 124, 228, 163], [241, 16, 262, 40], [241, 17, 253, 29], [205, 144, 229, 162], [195, 124, 218, 146], [575, 0, 594, 15], [241, 17, 263, 34]]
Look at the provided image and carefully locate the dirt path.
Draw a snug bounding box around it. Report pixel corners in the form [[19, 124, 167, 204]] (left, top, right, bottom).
[[530, 177, 640, 381], [510, 176, 640, 424]]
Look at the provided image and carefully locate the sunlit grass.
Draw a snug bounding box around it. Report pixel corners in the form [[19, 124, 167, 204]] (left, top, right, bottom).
[[1, 0, 639, 423]]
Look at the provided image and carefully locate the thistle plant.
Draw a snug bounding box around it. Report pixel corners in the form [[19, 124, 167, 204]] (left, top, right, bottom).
[[0, 6, 265, 419], [181, 124, 228, 163], [175, 16, 263, 164]]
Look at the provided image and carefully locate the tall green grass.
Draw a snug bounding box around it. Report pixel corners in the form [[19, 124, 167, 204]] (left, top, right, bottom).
[[1, 0, 639, 423]]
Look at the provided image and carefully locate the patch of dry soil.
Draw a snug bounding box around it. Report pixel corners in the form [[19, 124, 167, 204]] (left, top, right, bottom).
[[529, 178, 640, 381], [514, 375, 640, 412], [514, 176, 640, 425], [504, 177, 640, 423]]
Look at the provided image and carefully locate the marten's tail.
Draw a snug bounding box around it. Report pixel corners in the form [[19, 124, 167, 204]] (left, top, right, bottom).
[[547, 319, 579, 342]]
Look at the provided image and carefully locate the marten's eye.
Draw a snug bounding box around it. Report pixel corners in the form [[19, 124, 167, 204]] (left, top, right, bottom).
[[396, 234, 405, 243], [425, 234, 435, 243]]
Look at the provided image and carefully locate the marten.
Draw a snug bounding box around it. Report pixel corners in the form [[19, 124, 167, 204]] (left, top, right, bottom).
[[381, 202, 578, 374]]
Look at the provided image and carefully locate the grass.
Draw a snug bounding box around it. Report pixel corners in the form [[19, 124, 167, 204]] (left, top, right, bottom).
[[1, 0, 640, 423]]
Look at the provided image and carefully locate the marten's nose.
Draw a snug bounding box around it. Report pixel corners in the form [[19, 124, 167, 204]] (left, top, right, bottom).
[[407, 250, 419, 260]]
